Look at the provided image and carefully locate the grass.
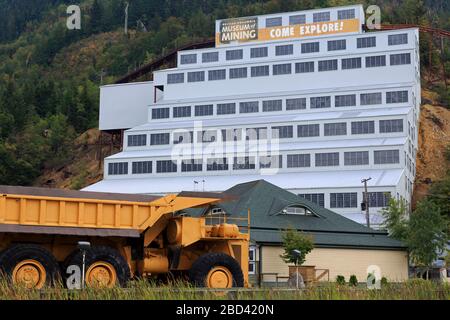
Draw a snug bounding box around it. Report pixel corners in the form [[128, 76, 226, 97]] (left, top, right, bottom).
[[0, 278, 448, 300]]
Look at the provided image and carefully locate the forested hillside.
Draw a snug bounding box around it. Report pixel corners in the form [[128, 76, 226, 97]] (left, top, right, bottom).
[[0, 0, 449, 188]]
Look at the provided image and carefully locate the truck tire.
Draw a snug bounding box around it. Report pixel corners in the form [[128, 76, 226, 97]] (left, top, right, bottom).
[[0, 244, 60, 289], [189, 253, 244, 288], [64, 246, 130, 288]]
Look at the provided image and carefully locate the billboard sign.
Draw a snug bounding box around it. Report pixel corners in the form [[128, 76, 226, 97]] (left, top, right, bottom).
[[219, 17, 258, 44], [216, 18, 360, 46]]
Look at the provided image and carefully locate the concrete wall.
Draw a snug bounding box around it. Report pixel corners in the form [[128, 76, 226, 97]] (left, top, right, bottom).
[[99, 82, 154, 131], [260, 246, 409, 282]]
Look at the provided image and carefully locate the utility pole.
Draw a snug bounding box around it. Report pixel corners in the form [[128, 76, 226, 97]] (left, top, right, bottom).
[[361, 177, 372, 228], [124, 1, 129, 35]]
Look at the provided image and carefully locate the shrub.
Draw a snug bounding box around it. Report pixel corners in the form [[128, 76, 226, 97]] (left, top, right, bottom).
[[279, 228, 314, 265], [335, 275, 345, 285], [381, 277, 388, 286], [349, 275, 358, 287]]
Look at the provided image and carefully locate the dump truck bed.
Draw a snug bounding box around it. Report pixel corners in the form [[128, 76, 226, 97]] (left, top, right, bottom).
[[0, 186, 221, 235]]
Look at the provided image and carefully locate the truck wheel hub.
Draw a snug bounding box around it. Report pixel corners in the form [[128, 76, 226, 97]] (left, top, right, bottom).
[[207, 266, 233, 288], [86, 262, 117, 288], [12, 259, 46, 289]]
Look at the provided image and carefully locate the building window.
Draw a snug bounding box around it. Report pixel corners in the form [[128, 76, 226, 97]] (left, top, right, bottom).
[[287, 154, 311, 168], [108, 162, 128, 175], [275, 44, 293, 56], [379, 119, 403, 133], [357, 36, 376, 48], [324, 122, 347, 136], [208, 69, 226, 81], [351, 121, 375, 135], [229, 67, 247, 79], [187, 71, 205, 82], [233, 157, 256, 170], [246, 127, 267, 140], [301, 42, 319, 53], [286, 98, 306, 110], [167, 73, 184, 84], [298, 124, 320, 137], [217, 103, 236, 115], [240, 101, 259, 113], [128, 134, 146, 147], [344, 151, 369, 165], [202, 52, 219, 63], [260, 155, 282, 169], [132, 161, 152, 174], [248, 246, 257, 275], [199, 130, 218, 143], [390, 53, 411, 65], [152, 108, 170, 119], [298, 193, 325, 207], [289, 14, 306, 25], [313, 11, 330, 22], [221, 129, 242, 142], [330, 193, 357, 208], [315, 152, 339, 167], [180, 54, 196, 64], [150, 133, 170, 145], [295, 61, 315, 73], [207, 158, 228, 171], [342, 57, 361, 69], [328, 39, 346, 51], [181, 159, 202, 172], [364, 192, 391, 207], [283, 206, 313, 215], [374, 150, 400, 164], [195, 104, 214, 116], [318, 59, 338, 71], [173, 131, 193, 144], [251, 65, 269, 77], [272, 126, 293, 139], [273, 63, 292, 75], [388, 33, 408, 46], [360, 92, 382, 105], [251, 47, 268, 58], [173, 106, 191, 118], [226, 49, 243, 60], [266, 17, 282, 27], [366, 55, 386, 67], [335, 94, 356, 107], [386, 91, 408, 103], [156, 160, 177, 173], [263, 100, 282, 112], [310, 96, 331, 108], [338, 9, 355, 20]]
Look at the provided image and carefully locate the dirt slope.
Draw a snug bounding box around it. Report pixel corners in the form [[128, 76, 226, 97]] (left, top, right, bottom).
[[33, 129, 118, 190], [413, 90, 450, 206]]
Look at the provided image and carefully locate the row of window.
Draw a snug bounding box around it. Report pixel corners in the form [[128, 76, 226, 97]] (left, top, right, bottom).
[[108, 149, 401, 175], [169, 53, 412, 84], [265, 8, 354, 28], [179, 32, 408, 65], [298, 191, 391, 208], [128, 119, 404, 147], [298, 192, 391, 208], [151, 90, 409, 120]]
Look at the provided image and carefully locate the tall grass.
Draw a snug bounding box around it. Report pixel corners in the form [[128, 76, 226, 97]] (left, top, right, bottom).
[[0, 278, 448, 300]]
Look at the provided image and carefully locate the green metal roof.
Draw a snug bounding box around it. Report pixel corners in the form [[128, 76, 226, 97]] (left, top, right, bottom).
[[186, 180, 405, 250]]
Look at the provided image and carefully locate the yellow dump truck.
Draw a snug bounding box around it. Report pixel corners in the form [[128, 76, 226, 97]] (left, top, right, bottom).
[[0, 186, 249, 289]]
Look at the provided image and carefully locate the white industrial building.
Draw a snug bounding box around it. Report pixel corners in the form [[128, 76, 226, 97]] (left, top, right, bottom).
[[85, 4, 421, 228]]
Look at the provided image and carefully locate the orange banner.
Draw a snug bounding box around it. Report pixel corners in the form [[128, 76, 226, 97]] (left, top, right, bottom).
[[216, 19, 360, 46]]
